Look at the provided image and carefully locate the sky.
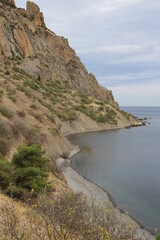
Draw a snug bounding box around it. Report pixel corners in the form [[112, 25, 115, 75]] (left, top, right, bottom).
[[15, 0, 160, 106]]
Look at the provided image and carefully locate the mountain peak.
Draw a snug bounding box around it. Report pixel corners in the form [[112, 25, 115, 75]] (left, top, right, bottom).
[[26, 1, 46, 28]]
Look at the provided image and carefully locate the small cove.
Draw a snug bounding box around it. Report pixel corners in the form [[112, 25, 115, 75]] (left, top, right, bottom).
[[68, 107, 160, 233]]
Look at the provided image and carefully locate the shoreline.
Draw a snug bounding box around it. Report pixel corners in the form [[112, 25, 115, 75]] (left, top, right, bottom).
[[64, 121, 143, 137], [63, 165, 155, 240], [62, 125, 156, 240]]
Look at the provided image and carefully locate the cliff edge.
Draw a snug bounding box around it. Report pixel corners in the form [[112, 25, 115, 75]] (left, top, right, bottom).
[[0, 0, 141, 160]]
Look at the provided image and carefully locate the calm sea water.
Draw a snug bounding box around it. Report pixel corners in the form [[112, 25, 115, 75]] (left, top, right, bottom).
[[68, 107, 160, 233]]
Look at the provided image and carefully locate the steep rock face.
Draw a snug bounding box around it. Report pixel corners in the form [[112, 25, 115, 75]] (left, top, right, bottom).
[[0, 0, 15, 6], [0, 1, 118, 108], [7, 0, 15, 5], [26, 1, 46, 28]]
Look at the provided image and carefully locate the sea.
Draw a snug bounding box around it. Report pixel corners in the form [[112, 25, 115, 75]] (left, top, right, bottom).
[[68, 107, 160, 233]]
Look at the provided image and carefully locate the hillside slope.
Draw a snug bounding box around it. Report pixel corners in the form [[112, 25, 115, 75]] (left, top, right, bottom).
[[0, 0, 141, 160]]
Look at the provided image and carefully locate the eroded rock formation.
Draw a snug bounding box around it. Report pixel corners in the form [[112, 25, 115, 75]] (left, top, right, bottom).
[[26, 1, 46, 28], [0, 0, 118, 107]]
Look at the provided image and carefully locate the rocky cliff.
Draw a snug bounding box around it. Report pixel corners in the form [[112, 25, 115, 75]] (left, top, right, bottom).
[[0, 0, 117, 107], [0, 0, 141, 160]]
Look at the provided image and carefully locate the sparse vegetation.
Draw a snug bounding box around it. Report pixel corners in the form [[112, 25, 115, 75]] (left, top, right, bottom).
[[120, 109, 131, 120], [81, 96, 93, 104], [0, 119, 12, 155], [24, 79, 40, 90], [0, 153, 12, 189], [1, 48, 4, 55], [50, 127, 60, 137], [0, 105, 13, 119], [32, 112, 43, 123], [0, 191, 144, 240], [30, 104, 37, 110], [0, 89, 3, 101], [46, 113, 55, 123], [16, 83, 32, 97], [74, 104, 117, 124], [5, 70, 10, 75], [12, 73, 21, 80], [16, 110, 26, 118], [7, 88, 17, 103], [22, 125, 44, 145]]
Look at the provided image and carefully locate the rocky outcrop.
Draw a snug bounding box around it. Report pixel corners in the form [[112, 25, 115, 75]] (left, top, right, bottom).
[[0, 0, 118, 107], [0, 0, 15, 6], [26, 1, 46, 28], [7, 0, 15, 6], [10, 0, 14, 5]]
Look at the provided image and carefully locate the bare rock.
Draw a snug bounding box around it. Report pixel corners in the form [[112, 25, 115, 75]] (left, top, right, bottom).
[[10, 0, 15, 5], [5, 0, 15, 6], [0, 0, 119, 107], [26, 1, 46, 28], [56, 158, 71, 171], [13, 26, 35, 58]]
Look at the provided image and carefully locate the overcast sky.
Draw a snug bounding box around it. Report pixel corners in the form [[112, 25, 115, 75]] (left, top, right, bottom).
[[15, 0, 160, 106]]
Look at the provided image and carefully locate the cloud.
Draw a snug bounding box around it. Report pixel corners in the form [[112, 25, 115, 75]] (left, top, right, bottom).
[[98, 71, 160, 86], [14, 0, 160, 106], [77, 44, 142, 54], [111, 82, 160, 106]]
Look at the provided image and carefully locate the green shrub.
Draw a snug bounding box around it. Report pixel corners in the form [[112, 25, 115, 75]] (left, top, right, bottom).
[[156, 236, 160, 240], [7, 185, 23, 198], [0, 118, 9, 134], [12, 66, 20, 73], [74, 104, 117, 124], [1, 48, 4, 55], [30, 104, 37, 110], [12, 74, 21, 80], [51, 127, 60, 137], [81, 97, 93, 104], [8, 94, 16, 103], [37, 98, 53, 112], [32, 113, 43, 123], [5, 70, 10, 75], [0, 153, 12, 189], [96, 101, 104, 106], [7, 88, 17, 103], [98, 106, 104, 112], [21, 125, 43, 145], [16, 84, 32, 97], [67, 111, 77, 121], [74, 104, 87, 113], [54, 110, 67, 121], [46, 113, 55, 123], [24, 79, 40, 90], [0, 89, 3, 101], [16, 110, 26, 118], [0, 138, 10, 156], [11, 144, 50, 197], [97, 114, 107, 123], [120, 109, 131, 120], [0, 105, 13, 119]]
